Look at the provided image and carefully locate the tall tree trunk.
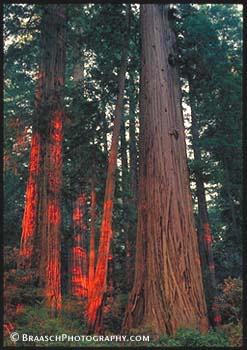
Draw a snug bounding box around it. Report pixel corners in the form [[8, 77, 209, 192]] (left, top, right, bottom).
[[129, 75, 138, 200], [87, 5, 130, 333], [88, 159, 96, 299], [18, 131, 41, 270], [127, 75, 138, 289], [189, 82, 217, 326], [120, 121, 131, 288], [19, 5, 67, 316], [122, 5, 208, 335], [70, 193, 88, 299]]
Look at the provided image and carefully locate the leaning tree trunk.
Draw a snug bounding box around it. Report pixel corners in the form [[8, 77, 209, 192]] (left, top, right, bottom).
[[122, 5, 208, 336], [18, 5, 67, 316], [188, 82, 219, 327], [87, 5, 130, 333]]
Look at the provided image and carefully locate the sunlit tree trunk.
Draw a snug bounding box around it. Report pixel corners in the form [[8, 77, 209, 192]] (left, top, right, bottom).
[[70, 194, 88, 299], [19, 5, 67, 316], [88, 159, 96, 299], [87, 5, 130, 333], [122, 5, 208, 335]]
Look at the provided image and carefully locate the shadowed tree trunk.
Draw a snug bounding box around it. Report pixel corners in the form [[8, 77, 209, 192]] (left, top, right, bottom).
[[18, 5, 67, 316], [120, 121, 131, 288], [87, 4, 130, 333], [127, 75, 138, 289], [129, 75, 138, 200], [189, 82, 218, 327], [223, 156, 239, 239], [122, 4, 208, 336]]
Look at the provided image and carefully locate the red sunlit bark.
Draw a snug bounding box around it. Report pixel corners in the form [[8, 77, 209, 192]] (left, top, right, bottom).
[[18, 5, 67, 316], [19, 132, 41, 269], [88, 172, 96, 300], [87, 5, 130, 333], [45, 110, 63, 312], [71, 194, 88, 298]]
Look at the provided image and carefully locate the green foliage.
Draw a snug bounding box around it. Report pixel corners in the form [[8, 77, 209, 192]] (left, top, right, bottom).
[[4, 305, 88, 346], [158, 328, 229, 346]]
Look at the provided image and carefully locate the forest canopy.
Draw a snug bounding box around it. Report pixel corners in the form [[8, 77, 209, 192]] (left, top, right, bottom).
[[3, 3, 242, 348]]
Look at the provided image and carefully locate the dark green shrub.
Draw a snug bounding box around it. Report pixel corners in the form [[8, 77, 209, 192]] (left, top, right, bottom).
[[158, 328, 229, 346]]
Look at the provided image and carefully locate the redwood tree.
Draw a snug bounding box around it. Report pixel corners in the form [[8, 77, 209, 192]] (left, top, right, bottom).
[[122, 4, 208, 335], [18, 5, 67, 315], [87, 4, 130, 332], [70, 194, 88, 299]]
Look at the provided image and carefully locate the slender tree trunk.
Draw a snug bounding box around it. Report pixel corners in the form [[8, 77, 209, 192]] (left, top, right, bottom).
[[88, 160, 96, 299], [189, 82, 217, 326], [18, 5, 67, 316], [127, 76, 138, 288], [223, 157, 238, 238], [120, 121, 131, 287], [70, 194, 88, 299], [129, 76, 138, 200], [87, 5, 130, 333], [122, 5, 208, 335]]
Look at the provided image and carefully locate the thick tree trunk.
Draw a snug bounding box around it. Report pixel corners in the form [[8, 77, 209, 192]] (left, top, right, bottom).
[[189, 84, 217, 326], [18, 131, 41, 270], [87, 5, 130, 333], [70, 194, 88, 299], [122, 5, 208, 336], [19, 5, 67, 316]]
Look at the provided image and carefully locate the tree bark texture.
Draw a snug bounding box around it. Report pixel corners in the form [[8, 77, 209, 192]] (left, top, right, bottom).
[[87, 4, 130, 333], [19, 5, 67, 316], [122, 5, 208, 336], [88, 162, 96, 300], [70, 194, 88, 299]]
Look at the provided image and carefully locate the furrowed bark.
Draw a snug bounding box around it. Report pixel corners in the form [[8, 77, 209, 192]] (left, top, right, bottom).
[[70, 194, 88, 299], [122, 5, 208, 335], [18, 5, 67, 316]]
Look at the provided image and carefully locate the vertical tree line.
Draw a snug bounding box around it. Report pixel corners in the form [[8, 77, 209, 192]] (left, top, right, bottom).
[[3, 3, 242, 341]]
